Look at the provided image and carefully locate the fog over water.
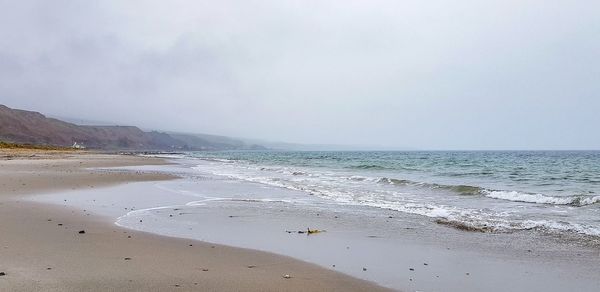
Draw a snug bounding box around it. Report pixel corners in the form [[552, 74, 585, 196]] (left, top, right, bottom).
[[1, 1, 599, 150]]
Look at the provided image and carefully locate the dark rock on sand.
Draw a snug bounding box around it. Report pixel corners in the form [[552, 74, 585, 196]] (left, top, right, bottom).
[[78, 230, 85, 234]]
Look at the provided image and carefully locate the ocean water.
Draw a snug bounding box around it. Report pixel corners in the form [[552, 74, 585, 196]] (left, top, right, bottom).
[[185, 151, 600, 238]]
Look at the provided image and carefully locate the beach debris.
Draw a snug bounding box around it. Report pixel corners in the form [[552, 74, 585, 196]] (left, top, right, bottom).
[[202, 268, 209, 272], [283, 274, 291, 279], [409, 268, 414, 271], [332, 265, 336, 267], [0, 272, 5, 276], [307, 228, 324, 235], [466, 272, 470, 275], [46, 267, 52, 270], [124, 257, 132, 260], [78, 230, 86, 234], [424, 263, 428, 266], [127, 236, 132, 238], [174, 284, 180, 287], [58, 223, 63, 226], [47, 219, 52, 221], [247, 265, 256, 268], [362, 267, 367, 271], [189, 244, 193, 247], [286, 228, 326, 235]]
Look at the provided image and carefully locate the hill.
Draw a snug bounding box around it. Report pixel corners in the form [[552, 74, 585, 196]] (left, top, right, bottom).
[[0, 104, 265, 151]]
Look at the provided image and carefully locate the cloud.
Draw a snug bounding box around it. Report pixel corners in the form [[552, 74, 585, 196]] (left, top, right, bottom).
[[0, 0, 599, 149]]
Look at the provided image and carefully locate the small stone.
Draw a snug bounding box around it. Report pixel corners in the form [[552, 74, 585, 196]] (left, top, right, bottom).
[[0, 272, 5, 276], [174, 284, 180, 287], [247, 265, 256, 268], [424, 263, 428, 266], [202, 268, 209, 272], [466, 272, 470, 275], [78, 230, 85, 234], [127, 236, 131, 238], [283, 274, 291, 279], [189, 244, 193, 247], [124, 257, 132, 260], [409, 268, 414, 271], [362, 267, 367, 271], [46, 267, 52, 270], [58, 224, 63, 226]]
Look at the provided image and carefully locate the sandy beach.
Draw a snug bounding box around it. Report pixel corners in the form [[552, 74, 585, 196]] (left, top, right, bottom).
[[0, 150, 388, 292]]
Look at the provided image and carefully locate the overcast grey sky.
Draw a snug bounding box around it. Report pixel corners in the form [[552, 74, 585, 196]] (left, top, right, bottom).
[[1, 0, 599, 149]]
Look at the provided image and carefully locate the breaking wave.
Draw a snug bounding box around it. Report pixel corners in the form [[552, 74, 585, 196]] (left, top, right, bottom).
[[377, 177, 599, 206], [482, 190, 600, 207]]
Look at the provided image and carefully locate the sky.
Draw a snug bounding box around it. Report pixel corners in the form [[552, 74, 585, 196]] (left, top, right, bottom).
[[0, 0, 599, 150]]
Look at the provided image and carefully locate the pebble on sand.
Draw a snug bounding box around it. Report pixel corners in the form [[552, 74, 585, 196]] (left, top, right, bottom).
[[283, 274, 291, 279], [78, 230, 85, 234], [0, 272, 5, 276], [124, 257, 132, 260]]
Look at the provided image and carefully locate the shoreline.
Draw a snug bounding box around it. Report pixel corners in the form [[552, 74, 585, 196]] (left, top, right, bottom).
[[28, 155, 600, 291], [0, 151, 388, 291]]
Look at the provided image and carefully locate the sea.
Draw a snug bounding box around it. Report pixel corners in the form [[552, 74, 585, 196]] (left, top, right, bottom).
[[185, 150, 600, 238]]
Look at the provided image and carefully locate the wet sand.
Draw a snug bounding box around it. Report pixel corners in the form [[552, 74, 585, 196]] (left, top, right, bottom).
[[0, 151, 388, 291]]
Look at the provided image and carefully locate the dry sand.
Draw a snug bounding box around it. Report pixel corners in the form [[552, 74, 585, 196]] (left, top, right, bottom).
[[0, 150, 389, 291]]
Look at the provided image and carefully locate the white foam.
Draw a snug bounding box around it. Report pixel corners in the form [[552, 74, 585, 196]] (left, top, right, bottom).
[[483, 190, 600, 206]]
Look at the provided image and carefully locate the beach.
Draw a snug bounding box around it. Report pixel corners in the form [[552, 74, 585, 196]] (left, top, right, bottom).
[[3, 150, 600, 291], [17, 151, 600, 291], [0, 150, 387, 292]]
